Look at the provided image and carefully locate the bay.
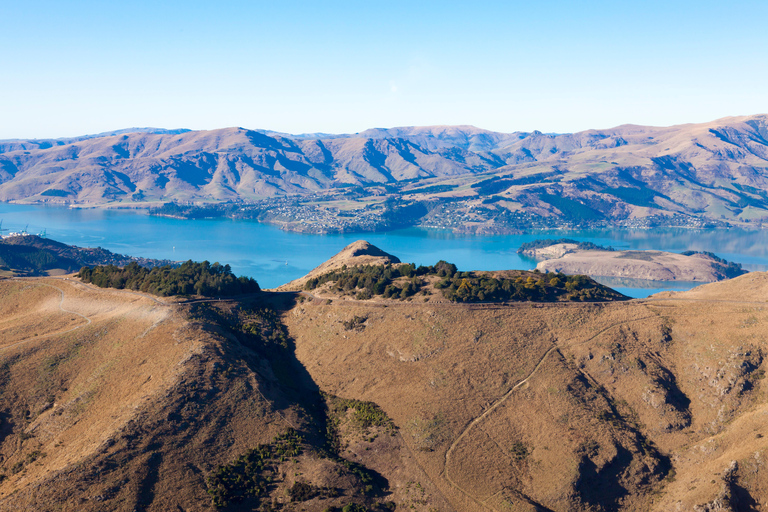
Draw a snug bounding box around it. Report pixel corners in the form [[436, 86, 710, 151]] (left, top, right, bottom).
[[3, 203, 768, 298]]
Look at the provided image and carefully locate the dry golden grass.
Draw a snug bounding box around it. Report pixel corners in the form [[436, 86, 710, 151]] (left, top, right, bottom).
[[4, 269, 768, 511], [283, 275, 768, 511], [0, 277, 303, 511]]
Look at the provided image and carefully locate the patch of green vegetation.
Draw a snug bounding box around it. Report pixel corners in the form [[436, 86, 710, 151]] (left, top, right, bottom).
[[79, 260, 260, 297], [342, 315, 368, 332], [338, 459, 379, 495], [240, 308, 290, 349], [305, 260, 456, 300], [40, 188, 70, 197], [614, 251, 656, 262], [510, 441, 529, 461], [288, 481, 339, 502], [26, 450, 46, 463], [206, 429, 303, 508], [326, 394, 397, 435], [288, 481, 317, 502], [341, 504, 368, 512], [149, 201, 228, 219], [307, 261, 626, 303], [0, 244, 75, 275], [320, 394, 392, 498], [437, 272, 626, 303]]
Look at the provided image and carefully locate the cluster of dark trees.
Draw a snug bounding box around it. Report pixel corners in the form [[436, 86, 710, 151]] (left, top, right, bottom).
[[206, 429, 303, 508], [437, 272, 624, 302], [304, 260, 457, 300], [306, 260, 625, 303], [149, 202, 229, 220], [681, 250, 746, 278], [0, 235, 175, 276], [78, 260, 260, 297]]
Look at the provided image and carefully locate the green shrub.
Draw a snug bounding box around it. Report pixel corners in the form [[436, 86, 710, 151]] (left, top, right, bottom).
[[79, 260, 259, 297]]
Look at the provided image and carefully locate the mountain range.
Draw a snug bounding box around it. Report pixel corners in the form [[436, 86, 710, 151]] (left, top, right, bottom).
[[2, 115, 768, 228]]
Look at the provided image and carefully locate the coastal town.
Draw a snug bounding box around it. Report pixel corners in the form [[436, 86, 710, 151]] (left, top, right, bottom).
[[149, 192, 728, 235]]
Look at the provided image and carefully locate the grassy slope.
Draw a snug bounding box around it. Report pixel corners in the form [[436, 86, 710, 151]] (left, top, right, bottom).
[[284, 274, 768, 511], [0, 279, 442, 511], [2, 272, 768, 510]]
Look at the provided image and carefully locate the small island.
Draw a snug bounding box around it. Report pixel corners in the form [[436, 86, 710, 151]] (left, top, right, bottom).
[[518, 239, 746, 282]]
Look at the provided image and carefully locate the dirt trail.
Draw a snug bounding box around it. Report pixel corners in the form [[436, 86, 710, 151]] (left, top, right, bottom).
[[442, 310, 660, 511]]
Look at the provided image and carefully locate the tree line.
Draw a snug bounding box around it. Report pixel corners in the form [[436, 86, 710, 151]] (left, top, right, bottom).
[[304, 261, 457, 300], [78, 260, 260, 297], [680, 250, 746, 278], [304, 260, 626, 303]]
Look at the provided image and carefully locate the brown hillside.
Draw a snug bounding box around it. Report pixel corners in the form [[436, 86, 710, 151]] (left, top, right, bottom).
[[282, 274, 768, 511], [3, 269, 768, 510], [0, 277, 445, 511]]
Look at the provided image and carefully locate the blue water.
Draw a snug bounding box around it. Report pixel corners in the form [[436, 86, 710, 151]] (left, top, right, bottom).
[[3, 203, 768, 298]]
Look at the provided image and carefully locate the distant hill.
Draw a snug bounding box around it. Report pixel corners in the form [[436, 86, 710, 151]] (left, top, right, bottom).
[[521, 241, 747, 282], [0, 235, 175, 276], [2, 115, 768, 229], [288, 240, 627, 303]]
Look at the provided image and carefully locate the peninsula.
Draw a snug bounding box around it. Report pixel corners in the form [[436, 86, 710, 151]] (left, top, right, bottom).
[[520, 239, 747, 281]]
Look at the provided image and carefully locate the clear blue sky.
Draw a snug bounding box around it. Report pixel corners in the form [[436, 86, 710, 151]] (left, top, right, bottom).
[[1, 0, 766, 138]]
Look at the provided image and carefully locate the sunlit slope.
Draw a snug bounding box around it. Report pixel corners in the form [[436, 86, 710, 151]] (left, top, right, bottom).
[[0, 279, 300, 511], [4, 267, 768, 511], [284, 273, 768, 511], [0, 278, 447, 511]]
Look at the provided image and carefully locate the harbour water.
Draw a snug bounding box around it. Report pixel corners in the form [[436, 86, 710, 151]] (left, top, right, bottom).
[[3, 203, 768, 298]]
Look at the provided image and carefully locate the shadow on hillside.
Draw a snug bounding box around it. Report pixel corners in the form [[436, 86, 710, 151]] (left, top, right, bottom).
[[190, 291, 391, 495], [731, 479, 759, 512], [0, 411, 14, 447], [134, 451, 163, 512], [575, 445, 632, 509]]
